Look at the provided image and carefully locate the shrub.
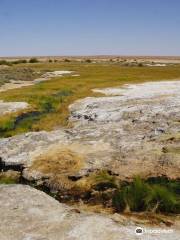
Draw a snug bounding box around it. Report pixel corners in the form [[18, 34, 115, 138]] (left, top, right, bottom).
[[64, 58, 70, 62], [0, 60, 12, 66], [85, 59, 92, 63], [12, 59, 27, 64], [29, 58, 39, 63]]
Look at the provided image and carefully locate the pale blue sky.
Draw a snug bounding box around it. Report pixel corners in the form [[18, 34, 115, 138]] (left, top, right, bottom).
[[0, 0, 180, 56]]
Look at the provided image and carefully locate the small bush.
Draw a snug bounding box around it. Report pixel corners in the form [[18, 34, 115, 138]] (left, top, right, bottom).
[[85, 59, 92, 63], [0, 60, 12, 66], [29, 58, 39, 63], [64, 59, 71, 62], [12, 59, 27, 64]]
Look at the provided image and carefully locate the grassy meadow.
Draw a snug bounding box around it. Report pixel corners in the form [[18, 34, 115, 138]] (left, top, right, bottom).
[[1, 61, 180, 137]]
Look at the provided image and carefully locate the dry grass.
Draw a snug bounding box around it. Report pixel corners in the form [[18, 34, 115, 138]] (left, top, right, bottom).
[[31, 145, 84, 190], [73, 202, 114, 214], [75, 170, 117, 191]]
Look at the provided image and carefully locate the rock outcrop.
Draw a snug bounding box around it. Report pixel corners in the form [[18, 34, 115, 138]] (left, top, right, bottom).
[[0, 81, 180, 181], [34, 70, 73, 83], [0, 100, 29, 115], [0, 81, 180, 239], [0, 184, 179, 240]]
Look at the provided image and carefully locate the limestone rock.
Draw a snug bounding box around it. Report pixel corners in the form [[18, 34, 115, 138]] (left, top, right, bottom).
[[0, 184, 179, 240], [0, 101, 29, 115], [0, 81, 180, 181]]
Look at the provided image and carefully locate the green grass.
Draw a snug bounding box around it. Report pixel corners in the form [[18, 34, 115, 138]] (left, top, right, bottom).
[[93, 170, 117, 190], [112, 177, 180, 214], [1, 62, 180, 137], [144, 184, 179, 213], [0, 178, 17, 184], [0, 118, 15, 133], [0, 174, 19, 184], [77, 171, 180, 214]]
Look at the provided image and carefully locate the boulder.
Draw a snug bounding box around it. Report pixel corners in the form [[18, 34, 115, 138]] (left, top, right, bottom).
[[0, 184, 179, 240]]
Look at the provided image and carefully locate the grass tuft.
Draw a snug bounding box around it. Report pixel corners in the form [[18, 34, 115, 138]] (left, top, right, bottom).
[[112, 177, 180, 213]]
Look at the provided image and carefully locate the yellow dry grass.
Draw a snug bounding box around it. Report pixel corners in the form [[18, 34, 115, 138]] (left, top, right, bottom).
[[31, 145, 84, 190], [75, 170, 116, 191]]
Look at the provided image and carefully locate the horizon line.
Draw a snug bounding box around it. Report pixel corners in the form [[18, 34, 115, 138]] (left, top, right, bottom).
[[1, 54, 180, 59]]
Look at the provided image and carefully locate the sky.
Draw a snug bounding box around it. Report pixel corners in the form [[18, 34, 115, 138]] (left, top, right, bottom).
[[0, 0, 180, 56]]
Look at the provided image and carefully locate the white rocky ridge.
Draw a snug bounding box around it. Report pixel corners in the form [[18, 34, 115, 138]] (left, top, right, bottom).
[[0, 81, 180, 179]]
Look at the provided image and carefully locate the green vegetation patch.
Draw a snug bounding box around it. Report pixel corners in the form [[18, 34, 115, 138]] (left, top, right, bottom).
[[0, 88, 74, 137], [1, 62, 180, 136], [0, 171, 20, 184], [75, 170, 180, 214], [112, 177, 180, 214]]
